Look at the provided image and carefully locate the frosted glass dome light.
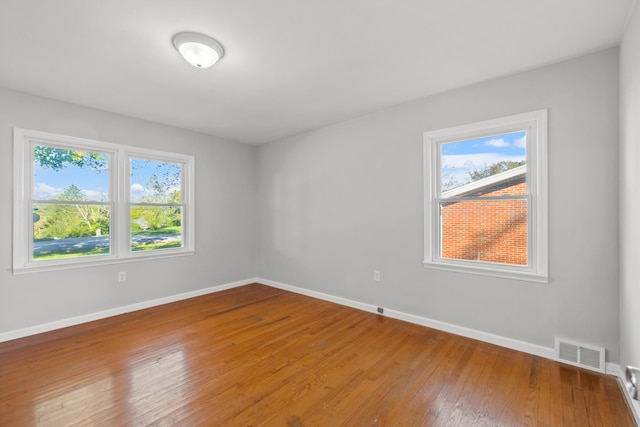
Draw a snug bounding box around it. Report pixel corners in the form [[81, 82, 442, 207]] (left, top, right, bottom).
[[172, 32, 224, 69]]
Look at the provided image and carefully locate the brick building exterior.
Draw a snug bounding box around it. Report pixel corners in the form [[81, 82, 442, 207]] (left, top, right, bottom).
[[440, 166, 527, 265]]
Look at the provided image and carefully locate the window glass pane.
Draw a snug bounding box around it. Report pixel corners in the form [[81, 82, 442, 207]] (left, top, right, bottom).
[[440, 199, 528, 265], [130, 158, 182, 203], [440, 131, 526, 196], [34, 146, 109, 201], [131, 206, 183, 251], [33, 203, 110, 260]]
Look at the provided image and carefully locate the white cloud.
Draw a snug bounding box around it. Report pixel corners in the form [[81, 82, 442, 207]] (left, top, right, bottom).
[[514, 136, 526, 149], [442, 153, 508, 169], [442, 152, 527, 169], [81, 189, 107, 201], [34, 182, 63, 199], [484, 138, 510, 148], [131, 183, 145, 194], [35, 182, 108, 201]]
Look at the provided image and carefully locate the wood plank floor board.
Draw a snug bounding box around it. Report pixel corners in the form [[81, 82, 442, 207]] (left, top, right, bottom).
[[0, 283, 635, 426], [445, 345, 497, 425], [385, 333, 463, 419]]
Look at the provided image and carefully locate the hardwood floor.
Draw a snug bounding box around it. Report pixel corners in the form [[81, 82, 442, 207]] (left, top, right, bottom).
[[0, 283, 635, 426]]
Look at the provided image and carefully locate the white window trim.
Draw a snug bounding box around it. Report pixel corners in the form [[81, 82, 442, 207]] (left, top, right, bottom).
[[423, 110, 548, 283], [13, 128, 195, 274]]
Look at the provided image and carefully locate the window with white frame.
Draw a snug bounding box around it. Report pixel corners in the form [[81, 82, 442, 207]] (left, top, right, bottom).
[[13, 128, 195, 273], [423, 110, 548, 282]]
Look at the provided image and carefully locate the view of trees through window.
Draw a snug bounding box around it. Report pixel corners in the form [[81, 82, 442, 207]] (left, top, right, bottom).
[[32, 145, 183, 260], [440, 131, 526, 191], [129, 158, 183, 252], [424, 110, 547, 281], [438, 131, 528, 265]]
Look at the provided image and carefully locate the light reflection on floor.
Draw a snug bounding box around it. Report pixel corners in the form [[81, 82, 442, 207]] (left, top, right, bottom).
[[129, 348, 188, 423], [34, 376, 114, 425]]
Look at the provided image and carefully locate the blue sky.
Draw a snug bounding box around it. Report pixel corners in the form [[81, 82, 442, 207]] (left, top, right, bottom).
[[35, 160, 109, 201], [440, 131, 526, 188], [34, 154, 181, 202]]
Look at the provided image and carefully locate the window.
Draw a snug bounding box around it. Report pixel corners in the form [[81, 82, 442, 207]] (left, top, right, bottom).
[[13, 128, 195, 273], [423, 110, 548, 282]]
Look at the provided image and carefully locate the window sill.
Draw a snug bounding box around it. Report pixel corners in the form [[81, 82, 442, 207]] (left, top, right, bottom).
[[12, 250, 195, 275], [423, 260, 549, 283]]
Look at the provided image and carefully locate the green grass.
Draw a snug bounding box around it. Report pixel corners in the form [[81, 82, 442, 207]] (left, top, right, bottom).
[[131, 226, 182, 251], [132, 226, 181, 236], [131, 241, 183, 251]]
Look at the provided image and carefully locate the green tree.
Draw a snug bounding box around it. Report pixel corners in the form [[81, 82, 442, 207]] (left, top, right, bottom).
[[58, 184, 94, 230], [35, 184, 109, 239], [133, 174, 182, 231], [34, 146, 106, 171], [33, 147, 110, 239], [442, 160, 526, 191], [468, 160, 525, 182]]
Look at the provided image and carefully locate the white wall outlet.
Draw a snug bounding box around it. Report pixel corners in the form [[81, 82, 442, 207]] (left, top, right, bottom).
[[118, 272, 127, 282], [373, 270, 381, 282]]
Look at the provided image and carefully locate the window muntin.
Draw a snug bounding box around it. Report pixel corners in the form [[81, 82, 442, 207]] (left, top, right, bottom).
[[424, 110, 547, 282], [13, 128, 195, 273]]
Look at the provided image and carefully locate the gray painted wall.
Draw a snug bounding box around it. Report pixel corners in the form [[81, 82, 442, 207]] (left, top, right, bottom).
[[256, 49, 621, 361], [620, 4, 640, 374], [0, 88, 255, 333], [1, 48, 624, 365]]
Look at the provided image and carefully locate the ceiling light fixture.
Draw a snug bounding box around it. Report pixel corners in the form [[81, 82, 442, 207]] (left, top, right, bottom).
[[172, 32, 224, 69]]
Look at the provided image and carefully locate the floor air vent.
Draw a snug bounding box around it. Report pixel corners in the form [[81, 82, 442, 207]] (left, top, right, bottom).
[[555, 338, 605, 373]]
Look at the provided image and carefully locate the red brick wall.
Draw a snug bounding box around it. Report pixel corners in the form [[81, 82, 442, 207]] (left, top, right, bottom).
[[440, 181, 528, 265]]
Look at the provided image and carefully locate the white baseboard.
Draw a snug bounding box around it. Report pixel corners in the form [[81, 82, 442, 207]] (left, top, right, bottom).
[[0, 278, 255, 343], [607, 362, 622, 376], [260, 278, 378, 314], [1, 276, 631, 401], [262, 275, 640, 422], [259, 277, 557, 361], [3, 277, 636, 421], [609, 364, 640, 425]]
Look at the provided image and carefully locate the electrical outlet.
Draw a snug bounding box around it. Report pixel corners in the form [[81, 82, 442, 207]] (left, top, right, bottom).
[[377, 307, 384, 314], [373, 270, 381, 282], [118, 272, 127, 282]]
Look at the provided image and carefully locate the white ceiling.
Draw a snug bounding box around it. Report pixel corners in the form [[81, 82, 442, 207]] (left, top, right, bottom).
[[0, 0, 635, 145]]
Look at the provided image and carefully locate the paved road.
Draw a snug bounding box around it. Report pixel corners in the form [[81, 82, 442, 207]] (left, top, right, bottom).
[[33, 234, 181, 255]]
